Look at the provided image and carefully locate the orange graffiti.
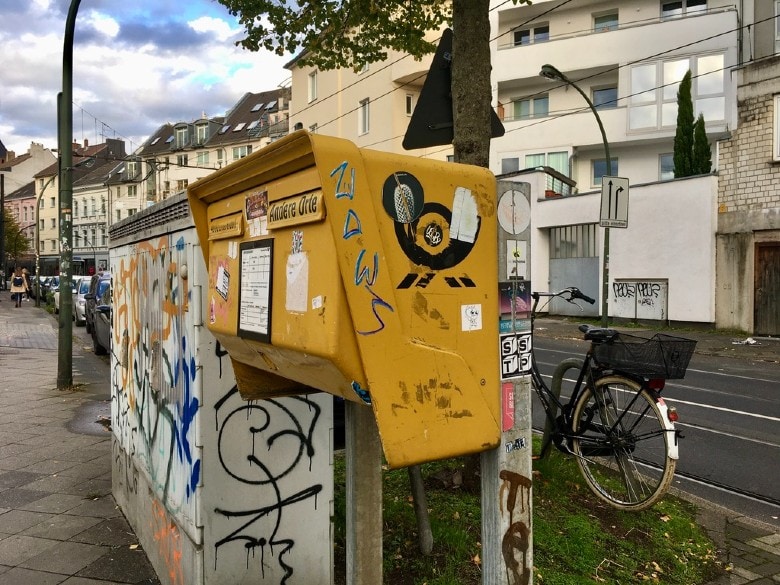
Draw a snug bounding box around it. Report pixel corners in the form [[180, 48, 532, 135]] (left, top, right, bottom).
[[150, 500, 184, 585]]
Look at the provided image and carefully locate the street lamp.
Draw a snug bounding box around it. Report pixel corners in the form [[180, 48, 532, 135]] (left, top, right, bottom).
[[539, 64, 611, 327]]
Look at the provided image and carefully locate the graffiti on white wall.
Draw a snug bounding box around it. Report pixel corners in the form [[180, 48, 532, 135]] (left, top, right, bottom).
[[112, 231, 333, 584]]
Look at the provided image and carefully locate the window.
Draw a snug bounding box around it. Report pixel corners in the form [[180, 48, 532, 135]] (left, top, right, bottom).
[[309, 123, 318, 133], [128, 208, 136, 216], [177, 154, 188, 167], [446, 155, 455, 162], [233, 122, 246, 132], [50, 240, 56, 251], [219, 125, 230, 134], [196, 124, 208, 144], [593, 87, 618, 110], [594, 12, 618, 32], [175, 126, 189, 148], [406, 94, 414, 116], [592, 158, 619, 186], [774, 95, 780, 161], [128, 185, 137, 197], [502, 158, 520, 174], [512, 23, 549, 46], [91, 198, 97, 214], [197, 151, 209, 165], [776, 1, 780, 54], [40, 219, 44, 231], [50, 197, 55, 208], [660, 153, 675, 180], [73, 201, 78, 218], [662, 0, 706, 19], [308, 71, 318, 102], [40, 199, 44, 209], [127, 160, 138, 177], [550, 224, 598, 259], [358, 62, 369, 74], [50, 218, 56, 229], [512, 95, 549, 120], [116, 210, 122, 222], [359, 98, 370, 135], [232, 145, 252, 160], [101, 230, 107, 246], [629, 54, 725, 131], [216, 149, 224, 166]]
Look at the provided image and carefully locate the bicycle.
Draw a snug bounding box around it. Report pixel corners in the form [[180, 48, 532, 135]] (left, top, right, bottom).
[[528, 287, 697, 511]]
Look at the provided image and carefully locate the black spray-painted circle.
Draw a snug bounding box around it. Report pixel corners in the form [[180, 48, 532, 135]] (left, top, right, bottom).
[[394, 202, 479, 270], [382, 171, 425, 224]]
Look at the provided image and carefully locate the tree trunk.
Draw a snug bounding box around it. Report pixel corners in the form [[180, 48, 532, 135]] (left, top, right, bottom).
[[451, 0, 492, 168]]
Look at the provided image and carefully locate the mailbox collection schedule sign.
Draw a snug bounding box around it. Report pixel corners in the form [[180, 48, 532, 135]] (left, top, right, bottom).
[[238, 240, 273, 343]]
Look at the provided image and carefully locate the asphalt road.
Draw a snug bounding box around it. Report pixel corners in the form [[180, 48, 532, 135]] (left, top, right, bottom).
[[533, 336, 780, 529]]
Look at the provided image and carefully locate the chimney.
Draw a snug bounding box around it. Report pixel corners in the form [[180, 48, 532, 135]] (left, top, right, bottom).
[[83, 138, 89, 147]]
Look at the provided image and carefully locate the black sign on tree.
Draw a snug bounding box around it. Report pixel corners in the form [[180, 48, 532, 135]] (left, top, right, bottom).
[[403, 28, 505, 150]]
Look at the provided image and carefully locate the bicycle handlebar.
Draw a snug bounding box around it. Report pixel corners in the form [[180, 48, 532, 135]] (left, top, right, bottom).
[[532, 287, 595, 305]]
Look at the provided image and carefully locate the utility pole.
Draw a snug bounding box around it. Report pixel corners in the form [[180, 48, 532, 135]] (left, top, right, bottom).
[[57, 0, 81, 390], [1, 173, 5, 291]]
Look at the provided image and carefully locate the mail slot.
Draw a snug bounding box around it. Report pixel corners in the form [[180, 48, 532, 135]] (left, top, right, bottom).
[[188, 130, 500, 467]]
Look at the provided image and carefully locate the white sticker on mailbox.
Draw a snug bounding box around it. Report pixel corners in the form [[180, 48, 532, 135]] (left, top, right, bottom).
[[461, 303, 482, 331]]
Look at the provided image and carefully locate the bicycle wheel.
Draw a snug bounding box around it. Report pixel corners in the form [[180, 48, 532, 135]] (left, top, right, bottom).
[[571, 375, 676, 511]]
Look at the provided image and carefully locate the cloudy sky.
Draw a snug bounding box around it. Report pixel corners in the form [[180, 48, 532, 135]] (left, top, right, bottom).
[[0, 0, 292, 156]]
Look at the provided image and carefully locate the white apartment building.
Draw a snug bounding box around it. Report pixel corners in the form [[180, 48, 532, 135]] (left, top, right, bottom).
[[489, 0, 740, 187]]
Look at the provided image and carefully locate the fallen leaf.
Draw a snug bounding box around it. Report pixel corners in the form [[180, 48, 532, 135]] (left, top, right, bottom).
[[659, 514, 671, 522], [129, 544, 138, 550]]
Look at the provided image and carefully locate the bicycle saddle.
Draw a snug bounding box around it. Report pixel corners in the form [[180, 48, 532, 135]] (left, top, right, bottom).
[[578, 324, 619, 343]]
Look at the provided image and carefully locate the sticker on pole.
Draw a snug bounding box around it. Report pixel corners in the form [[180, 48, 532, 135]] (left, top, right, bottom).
[[499, 332, 532, 379], [600, 176, 629, 228]]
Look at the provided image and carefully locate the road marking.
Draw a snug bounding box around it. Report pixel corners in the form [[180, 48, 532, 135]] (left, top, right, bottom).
[[676, 421, 780, 448], [663, 397, 780, 422]]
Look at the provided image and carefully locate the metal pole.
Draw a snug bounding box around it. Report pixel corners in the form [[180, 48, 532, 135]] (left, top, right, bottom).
[[540, 64, 611, 327], [57, 0, 81, 390], [1, 173, 5, 292]]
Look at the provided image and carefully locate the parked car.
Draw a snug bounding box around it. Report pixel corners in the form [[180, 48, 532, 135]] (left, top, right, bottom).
[[73, 276, 91, 326], [53, 278, 77, 314], [53, 276, 90, 323], [85, 272, 111, 334], [91, 278, 112, 356]]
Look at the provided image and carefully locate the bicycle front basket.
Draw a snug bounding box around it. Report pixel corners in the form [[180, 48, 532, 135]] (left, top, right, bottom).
[[592, 332, 697, 379]]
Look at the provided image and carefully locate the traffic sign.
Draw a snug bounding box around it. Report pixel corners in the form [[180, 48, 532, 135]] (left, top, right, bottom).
[[600, 176, 629, 228]]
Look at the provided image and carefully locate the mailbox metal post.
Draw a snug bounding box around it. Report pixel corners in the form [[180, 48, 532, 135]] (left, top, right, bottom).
[[482, 181, 534, 584]]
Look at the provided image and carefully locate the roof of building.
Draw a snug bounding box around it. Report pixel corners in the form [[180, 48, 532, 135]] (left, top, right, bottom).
[[5, 180, 36, 201], [205, 87, 290, 148]]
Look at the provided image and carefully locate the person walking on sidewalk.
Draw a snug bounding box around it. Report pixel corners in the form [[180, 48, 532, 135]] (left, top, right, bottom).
[[10, 267, 28, 308]]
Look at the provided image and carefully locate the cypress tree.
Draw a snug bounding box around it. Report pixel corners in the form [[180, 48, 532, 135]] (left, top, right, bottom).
[[673, 70, 695, 178], [693, 113, 712, 174]]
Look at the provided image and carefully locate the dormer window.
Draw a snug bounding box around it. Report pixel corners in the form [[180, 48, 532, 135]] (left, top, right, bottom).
[[175, 127, 189, 148], [127, 160, 138, 177], [195, 124, 208, 144]]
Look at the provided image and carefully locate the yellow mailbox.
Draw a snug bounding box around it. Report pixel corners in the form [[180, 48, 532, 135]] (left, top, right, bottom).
[[188, 131, 499, 467]]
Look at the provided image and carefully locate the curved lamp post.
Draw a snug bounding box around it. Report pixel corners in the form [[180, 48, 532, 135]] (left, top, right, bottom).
[[539, 64, 610, 327]]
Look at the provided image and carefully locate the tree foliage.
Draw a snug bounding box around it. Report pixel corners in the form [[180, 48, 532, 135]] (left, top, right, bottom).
[[673, 70, 695, 178], [693, 113, 712, 174], [2, 208, 28, 265], [220, 0, 450, 71], [218, 0, 529, 167]]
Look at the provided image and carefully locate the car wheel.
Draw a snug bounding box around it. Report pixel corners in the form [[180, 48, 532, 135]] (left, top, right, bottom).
[[92, 329, 107, 356]]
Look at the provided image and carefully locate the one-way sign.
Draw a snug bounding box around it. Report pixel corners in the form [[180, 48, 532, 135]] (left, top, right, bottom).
[[600, 176, 629, 228]]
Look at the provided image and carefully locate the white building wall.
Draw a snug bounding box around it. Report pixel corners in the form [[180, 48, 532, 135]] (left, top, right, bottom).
[[515, 171, 716, 323]]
